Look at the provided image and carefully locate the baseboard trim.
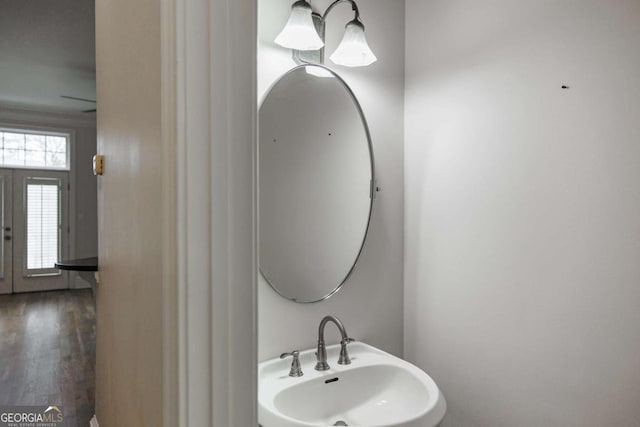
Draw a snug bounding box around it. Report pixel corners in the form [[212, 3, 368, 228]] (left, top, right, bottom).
[[89, 415, 99, 427]]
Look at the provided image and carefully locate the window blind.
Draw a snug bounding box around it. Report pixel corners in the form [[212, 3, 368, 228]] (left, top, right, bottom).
[[26, 183, 60, 270]]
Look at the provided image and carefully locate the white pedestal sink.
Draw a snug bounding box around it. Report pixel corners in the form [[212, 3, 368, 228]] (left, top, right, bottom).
[[259, 342, 446, 427]]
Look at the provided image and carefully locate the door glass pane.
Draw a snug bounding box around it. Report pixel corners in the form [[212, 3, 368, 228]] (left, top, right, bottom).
[[26, 183, 59, 270]]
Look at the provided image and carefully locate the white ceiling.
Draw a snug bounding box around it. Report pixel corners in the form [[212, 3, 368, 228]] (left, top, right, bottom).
[[0, 0, 95, 114]]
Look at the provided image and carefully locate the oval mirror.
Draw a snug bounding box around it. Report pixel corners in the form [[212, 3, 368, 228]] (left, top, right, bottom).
[[259, 64, 375, 303]]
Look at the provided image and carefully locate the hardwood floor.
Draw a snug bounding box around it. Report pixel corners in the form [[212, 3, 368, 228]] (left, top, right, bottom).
[[0, 289, 95, 426]]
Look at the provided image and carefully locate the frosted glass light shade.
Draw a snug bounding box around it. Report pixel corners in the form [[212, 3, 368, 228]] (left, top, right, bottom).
[[329, 20, 377, 67], [275, 0, 324, 51]]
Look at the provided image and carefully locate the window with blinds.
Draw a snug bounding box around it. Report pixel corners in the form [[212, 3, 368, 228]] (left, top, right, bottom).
[[25, 179, 61, 275], [0, 129, 69, 170]]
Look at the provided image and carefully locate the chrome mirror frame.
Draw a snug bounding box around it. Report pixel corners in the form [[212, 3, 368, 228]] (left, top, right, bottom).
[[258, 63, 377, 303]]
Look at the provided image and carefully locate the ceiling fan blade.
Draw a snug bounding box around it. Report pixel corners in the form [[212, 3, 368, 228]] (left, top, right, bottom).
[[61, 95, 97, 103], [83, 109, 97, 113]]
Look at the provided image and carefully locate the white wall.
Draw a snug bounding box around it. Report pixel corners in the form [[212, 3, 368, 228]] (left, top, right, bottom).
[[0, 107, 97, 289], [258, 0, 405, 360], [405, 1, 640, 426]]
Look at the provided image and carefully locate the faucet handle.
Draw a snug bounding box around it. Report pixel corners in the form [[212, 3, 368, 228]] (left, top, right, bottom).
[[338, 338, 355, 365], [280, 350, 304, 377]]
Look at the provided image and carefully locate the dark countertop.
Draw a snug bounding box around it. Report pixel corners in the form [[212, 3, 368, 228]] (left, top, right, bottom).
[[55, 257, 98, 272]]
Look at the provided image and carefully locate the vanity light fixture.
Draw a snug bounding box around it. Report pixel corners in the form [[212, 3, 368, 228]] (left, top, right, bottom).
[[274, 0, 325, 50], [274, 0, 377, 68]]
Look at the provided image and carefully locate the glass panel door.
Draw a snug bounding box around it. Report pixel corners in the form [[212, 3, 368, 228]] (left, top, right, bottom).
[[0, 169, 12, 294], [12, 169, 69, 293], [25, 178, 63, 276]]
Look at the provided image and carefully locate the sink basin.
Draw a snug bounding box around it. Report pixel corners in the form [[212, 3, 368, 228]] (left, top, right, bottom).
[[259, 342, 446, 427]]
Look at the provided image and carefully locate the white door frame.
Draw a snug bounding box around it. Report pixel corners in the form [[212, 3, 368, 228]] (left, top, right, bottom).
[[161, 0, 257, 425]]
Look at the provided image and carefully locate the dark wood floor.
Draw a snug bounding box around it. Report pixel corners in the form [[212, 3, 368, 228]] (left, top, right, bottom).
[[0, 289, 95, 426]]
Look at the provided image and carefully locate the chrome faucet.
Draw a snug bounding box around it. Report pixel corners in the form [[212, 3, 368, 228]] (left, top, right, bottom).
[[280, 350, 304, 377], [315, 315, 355, 371]]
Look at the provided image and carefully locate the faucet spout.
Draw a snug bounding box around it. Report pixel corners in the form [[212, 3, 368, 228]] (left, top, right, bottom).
[[318, 315, 349, 341], [315, 315, 353, 371]]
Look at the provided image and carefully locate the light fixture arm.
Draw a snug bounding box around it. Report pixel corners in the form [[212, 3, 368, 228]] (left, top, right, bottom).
[[316, 0, 363, 51], [319, 0, 360, 24], [293, 0, 362, 65]]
